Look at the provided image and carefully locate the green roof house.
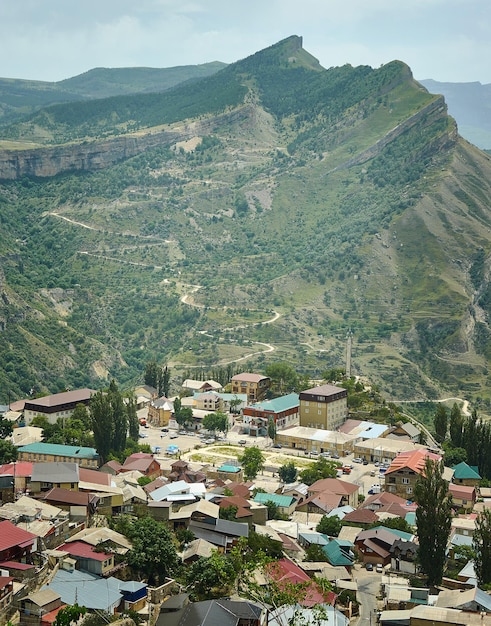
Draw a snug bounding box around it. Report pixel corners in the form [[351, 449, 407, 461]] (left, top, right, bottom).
[[321, 536, 355, 567], [18, 443, 99, 468], [253, 492, 297, 516], [452, 462, 481, 487]]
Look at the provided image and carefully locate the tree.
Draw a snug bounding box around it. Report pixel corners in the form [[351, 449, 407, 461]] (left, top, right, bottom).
[[54, 604, 86, 626], [181, 551, 236, 600], [316, 514, 342, 537], [229, 395, 242, 414], [265, 362, 299, 394], [90, 390, 113, 465], [0, 417, 13, 439], [202, 411, 228, 435], [299, 457, 339, 486], [109, 379, 127, 452], [278, 461, 297, 484], [144, 361, 159, 389], [473, 508, 491, 586], [220, 505, 238, 520], [159, 365, 171, 397], [239, 446, 265, 480], [0, 440, 18, 464], [414, 458, 453, 587], [268, 417, 276, 442], [126, 394, 139, 441], [449, 402, 464, 448], [433, 404, 448, 443], [125, 516, 179, 584]]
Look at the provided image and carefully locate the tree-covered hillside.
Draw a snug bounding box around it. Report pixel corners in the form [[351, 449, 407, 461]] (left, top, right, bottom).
[[1, 36, 491, 406]]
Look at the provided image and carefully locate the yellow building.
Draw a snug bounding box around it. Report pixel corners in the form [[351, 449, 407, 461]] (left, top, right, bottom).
[[299, 384, 348, 430], [230, 373, 270, 403]]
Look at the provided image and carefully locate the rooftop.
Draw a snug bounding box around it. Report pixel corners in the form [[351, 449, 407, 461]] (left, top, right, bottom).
[[18, 442, 98, 459]]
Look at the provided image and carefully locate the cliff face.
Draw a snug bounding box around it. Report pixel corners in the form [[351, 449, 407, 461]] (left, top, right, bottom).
[[0, 107, 252, 180]]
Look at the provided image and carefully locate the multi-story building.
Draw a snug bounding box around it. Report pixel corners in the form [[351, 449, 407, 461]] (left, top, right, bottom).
[[230, 373, 270, 403], [384, 449, 443, 498], [242, 393, 300, 435], [299, 384, 348, 430], [23, 389, 95, 425]]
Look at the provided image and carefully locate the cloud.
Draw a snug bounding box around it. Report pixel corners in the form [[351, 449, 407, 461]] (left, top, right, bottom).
[[0, 0, 489, 82]]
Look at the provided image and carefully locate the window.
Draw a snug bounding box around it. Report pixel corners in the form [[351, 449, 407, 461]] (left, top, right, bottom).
[[402, 477, 410, 484], [406, 487, 413, 494]]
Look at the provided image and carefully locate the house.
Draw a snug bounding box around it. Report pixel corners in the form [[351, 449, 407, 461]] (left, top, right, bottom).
[[65, 527, 131, 555], [354, 526, 414, 567], [452, 462, 481, 487], [56, 541, 115, 576], [299, 384, 348, 430], [275, 426, 356, 456], [436, 587, 491, 613], [230, 373, 271, 403], [0, 575, 13, 613], [0, 461, 33, 502], [39, 487, 98, 521], [242, 393, 300, 435], [156, 598, 266, 626], [23, 388, 96, 425], [133, 384, 158, 402], [189, 518, 249, 552], [168, 460, 206, 484], [182, 379, 223, 393], [17, 442, 99, 468], [265, 558, 337, 607], [449, 484, 476, 512], [307, 478, 359, 509], [253, 492, 297, 517], [29, 462, 80, 493], [0, 519, 37, 562], [384, 449, 444, 498], [322, 537, 355, 567], [121, 453, 161, 479], [386, 422, 421, 443], [148, 396, 174, 427], [44, 569, 123, 614], [181, 538, 216, 563], [390, 537, 419, 574], [19, 589, 63, 626], [341, 508, 379, 526], [194, 392, 247, 414]]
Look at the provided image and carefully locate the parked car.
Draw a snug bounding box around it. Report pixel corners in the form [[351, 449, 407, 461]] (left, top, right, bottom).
[[353, 457, 363, 463], [342, 466, 352, 474], [161, 427, 169, 432], [272, 443, 282, 449], [332, 452, 340, 459], [365, 563, 373, 571], [238, 440, 247, 445], [368, 484, 381, 494], [376, 563, 383, 573], [169, 433, 179, 439]]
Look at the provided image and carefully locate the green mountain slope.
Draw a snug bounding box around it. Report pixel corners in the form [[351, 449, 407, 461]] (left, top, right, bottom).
[[0, 62, 225, 127], [1, 36, 491, 406]]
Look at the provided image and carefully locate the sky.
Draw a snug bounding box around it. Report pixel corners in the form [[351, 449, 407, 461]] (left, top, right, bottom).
[[1, 0, 490, 84]]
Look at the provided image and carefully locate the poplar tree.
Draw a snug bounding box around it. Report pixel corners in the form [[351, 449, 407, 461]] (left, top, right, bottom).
[[414, 457, 452, 586], [473, 508, 491, 586]]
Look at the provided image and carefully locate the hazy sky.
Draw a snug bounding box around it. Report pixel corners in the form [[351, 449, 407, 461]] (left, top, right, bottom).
[[2, 0, 490, 83]]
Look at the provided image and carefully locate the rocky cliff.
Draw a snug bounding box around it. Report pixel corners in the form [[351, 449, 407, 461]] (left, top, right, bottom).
[[0, 107, 251, 180]]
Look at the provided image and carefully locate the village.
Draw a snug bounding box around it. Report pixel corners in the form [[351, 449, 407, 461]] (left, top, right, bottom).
[[0, 372, 489, 626]]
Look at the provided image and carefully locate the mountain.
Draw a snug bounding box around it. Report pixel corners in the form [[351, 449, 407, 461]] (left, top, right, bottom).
[[1, 35, 491, 406], [0, 62, 225, 125], [420, 79, 491, 150]]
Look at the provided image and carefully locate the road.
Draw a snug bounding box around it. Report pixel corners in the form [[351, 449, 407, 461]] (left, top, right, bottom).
[[354, 567, 382, 626]]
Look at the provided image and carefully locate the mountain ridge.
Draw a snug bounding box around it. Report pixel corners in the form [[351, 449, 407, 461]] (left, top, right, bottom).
[[1, 36, 491, 407]]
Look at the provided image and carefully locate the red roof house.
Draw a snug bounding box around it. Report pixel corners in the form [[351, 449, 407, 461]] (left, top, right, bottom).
[[0, 520, 37, 563], [266, 558, 336, 607]]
